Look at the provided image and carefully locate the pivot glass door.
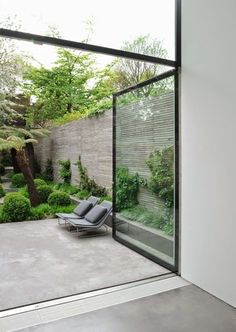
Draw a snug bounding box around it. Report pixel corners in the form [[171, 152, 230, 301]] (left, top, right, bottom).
[[113, 70, 179, 272]]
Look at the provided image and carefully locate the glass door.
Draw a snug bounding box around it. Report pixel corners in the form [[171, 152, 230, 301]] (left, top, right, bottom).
[[113, 70, 179, 272]]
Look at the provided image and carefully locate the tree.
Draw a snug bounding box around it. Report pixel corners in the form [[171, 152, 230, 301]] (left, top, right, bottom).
[[23, 49, 95, 124], [114, 35, 168, 91], [0, 126, 48, 206], [0, 18, 25, 123]]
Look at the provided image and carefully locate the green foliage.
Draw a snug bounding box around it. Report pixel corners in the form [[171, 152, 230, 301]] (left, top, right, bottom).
[[146, 146, 174, 208], [42, 159, 54, 181], [30, 203, 75, 220], [0, 163, 5, 176], [18, 186, 29, 198], [120, 205, 173, 236], [23, 49, 94, 126], [116, 167, 140, 211], [0, 184, 5, 197], [75, 155, 107, 197], [114, 35, 168, 92], [37, 185, 53, 203], [23, 48, 116, 126], [0, 126, 48, 152], [48, 191, 71, 206], [30, 203, 52, 220], [53, 109, 87, 126], [58, 159, 71, 184], [75, 189, 90, 200], [100, 194, 112, 202], [34, 178, 47, 187], [2, 193, 31, 222], [11, 173, 26, 188], [52, 183, 80, 195]]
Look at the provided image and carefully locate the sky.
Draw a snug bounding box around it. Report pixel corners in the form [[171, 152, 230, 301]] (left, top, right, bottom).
[[0, 0, 175, 67]]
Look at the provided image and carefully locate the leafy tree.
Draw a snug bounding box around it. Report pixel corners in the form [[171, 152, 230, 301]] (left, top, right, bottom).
[[114, 35, 169, 93], [0, 18, 25, 125], [0, 126, 49, 206], [23, 49, 94, 125]]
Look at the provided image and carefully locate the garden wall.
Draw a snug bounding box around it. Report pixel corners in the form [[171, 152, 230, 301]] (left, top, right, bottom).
[[34, 111, 112, 189], [116, 91, 174, 212], [35, 91, 174, 206]]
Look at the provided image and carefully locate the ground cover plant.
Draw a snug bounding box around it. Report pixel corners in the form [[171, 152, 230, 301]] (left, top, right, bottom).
[[120, 205, 173, 236]]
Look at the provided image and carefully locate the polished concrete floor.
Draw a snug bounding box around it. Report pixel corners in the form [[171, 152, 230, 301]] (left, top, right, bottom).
[[19, 285, 236, 332], [0, 219, 168, 310]]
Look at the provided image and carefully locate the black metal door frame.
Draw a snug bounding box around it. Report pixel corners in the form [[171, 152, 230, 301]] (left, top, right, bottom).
[[112, 68, 179, 272]]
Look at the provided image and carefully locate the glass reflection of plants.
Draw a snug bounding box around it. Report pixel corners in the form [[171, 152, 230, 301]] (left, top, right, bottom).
[[117, 146, 174, 236]]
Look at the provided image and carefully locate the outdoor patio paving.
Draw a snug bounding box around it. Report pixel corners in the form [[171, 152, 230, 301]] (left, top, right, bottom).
[[0, 219, 169, 311]]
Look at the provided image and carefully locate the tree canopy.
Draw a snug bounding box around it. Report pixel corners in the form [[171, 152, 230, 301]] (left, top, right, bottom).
[[114, 35, 168, 90]]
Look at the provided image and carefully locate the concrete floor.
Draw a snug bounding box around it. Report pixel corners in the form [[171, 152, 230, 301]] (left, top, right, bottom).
[[19, 285, 236, 332], [0, 219, 168, 310]]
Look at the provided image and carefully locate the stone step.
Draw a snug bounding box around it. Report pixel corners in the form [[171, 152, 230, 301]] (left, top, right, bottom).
[[4, 166, 13, 172], [4, 187, 18, 193], [0, 176, 12, 183]]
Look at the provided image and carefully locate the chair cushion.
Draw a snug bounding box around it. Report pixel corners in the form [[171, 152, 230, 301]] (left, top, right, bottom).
[[74, 200, 93, 217], [85, 205, 107, 224]]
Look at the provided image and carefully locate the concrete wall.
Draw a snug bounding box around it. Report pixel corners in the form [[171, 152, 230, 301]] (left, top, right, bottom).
[[181, 0, 236, 307], [34, 111, 112, 190], [116, 92, 174, 212]]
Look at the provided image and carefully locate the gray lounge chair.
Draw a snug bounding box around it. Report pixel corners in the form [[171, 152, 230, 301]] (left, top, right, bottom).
[[67, 201, 112, 235], [57, 196, 99, 225]]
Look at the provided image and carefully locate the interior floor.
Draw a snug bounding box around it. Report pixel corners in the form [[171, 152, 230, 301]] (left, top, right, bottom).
[[18, 285, 236, 332]]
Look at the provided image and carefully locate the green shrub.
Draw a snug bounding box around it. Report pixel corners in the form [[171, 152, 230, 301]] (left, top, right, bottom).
[[120, 205, 173, 236], [48, 191, 71, 206], [116, 167, 140, 211], [75, 155, 107, 196], [59, 159, 71, 184], [0, 164, 5, 176], [42, 159, 54, 181], [30, 203, 52, 220], [146, 146, 174, 208], [34, 178, 47, 188], [30, 203, 75, 220], [11, 173, 26, 188], [37, 185, 53, 203], [2, 193, 31, 222], [18, 186, 29, 198], [75, 189, 90, 200], [100, 194, 112, 202], [0, 205, 5, 223], [0, 184, 5, 198], [52, 183, 80, 195]]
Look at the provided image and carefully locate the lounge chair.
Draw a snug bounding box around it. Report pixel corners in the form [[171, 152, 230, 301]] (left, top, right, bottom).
[[56, 196, 99, 225], [67, 201, 112, 235]]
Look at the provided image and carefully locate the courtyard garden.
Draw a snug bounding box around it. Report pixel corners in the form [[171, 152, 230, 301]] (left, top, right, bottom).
[[0, 19, 174, 241]]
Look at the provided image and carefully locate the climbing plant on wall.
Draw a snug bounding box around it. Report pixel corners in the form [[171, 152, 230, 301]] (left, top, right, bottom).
[[146, 145, 174, 208]]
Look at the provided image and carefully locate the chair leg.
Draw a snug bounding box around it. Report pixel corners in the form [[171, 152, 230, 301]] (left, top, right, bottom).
[[77, 225, 109, 238]]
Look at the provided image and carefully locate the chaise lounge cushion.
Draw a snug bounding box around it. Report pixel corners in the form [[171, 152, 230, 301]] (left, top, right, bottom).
[[73, 200, 93, 217], [85, 205, 107, 224]]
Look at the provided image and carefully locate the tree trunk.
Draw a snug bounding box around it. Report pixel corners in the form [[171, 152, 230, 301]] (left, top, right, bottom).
[[16, 149, 40, 207], [25, 143, 40, 177], [11, 148, 21, 173]]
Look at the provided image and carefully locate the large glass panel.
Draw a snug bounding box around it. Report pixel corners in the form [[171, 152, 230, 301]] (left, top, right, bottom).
[[0, 0, 176, 60], [114, 73, 177, 269]]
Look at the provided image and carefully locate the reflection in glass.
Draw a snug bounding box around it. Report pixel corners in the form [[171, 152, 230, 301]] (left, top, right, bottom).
[[115, 75, 176, 266]]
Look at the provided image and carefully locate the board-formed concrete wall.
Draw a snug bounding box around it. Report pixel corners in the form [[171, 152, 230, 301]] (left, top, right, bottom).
[[116, 91, 174, 212], [34, 110, 112, 189], [35, 92, 174, 206]]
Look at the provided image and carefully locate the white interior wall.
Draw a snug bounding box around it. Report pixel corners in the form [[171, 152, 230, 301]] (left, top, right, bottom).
[[181, 0, 236, 307]]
